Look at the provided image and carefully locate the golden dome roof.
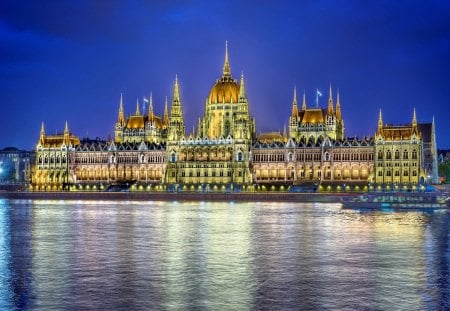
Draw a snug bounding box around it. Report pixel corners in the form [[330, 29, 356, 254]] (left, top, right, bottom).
[[207, 41, 241, 105], [208, 77, 240, 104]]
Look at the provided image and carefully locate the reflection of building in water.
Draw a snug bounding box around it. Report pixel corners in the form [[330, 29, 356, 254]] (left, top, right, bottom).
[[29, 43, 438, 192]]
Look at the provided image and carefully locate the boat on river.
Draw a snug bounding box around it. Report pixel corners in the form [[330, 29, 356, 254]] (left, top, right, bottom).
[[341, 193, 450, 210]]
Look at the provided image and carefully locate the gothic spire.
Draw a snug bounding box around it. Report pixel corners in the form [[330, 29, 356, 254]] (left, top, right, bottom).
[[148, 93, 154, 122], [173, 74, 181, 103], [163, 96, 169, 125], [39, 121, 45, 145], [336, 90, 341, 119], [118, 93, 125, 124], [291, 86, 298, 117], [135, 98, 140, 115], [64, 120, 70, 144], [377, 109, 383, 134], [412, 107, 418, 134], [223, 41, 231, 77], [239, 71, 246, 99], [328, 83, 334, 114], [302, 91, 306, 110]]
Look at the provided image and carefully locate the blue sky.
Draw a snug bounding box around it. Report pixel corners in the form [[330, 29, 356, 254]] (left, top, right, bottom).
[[1, 0, 449, 149]]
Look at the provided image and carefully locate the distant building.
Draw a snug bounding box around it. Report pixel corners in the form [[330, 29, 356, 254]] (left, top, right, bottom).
[[29, 43, 438, 192], [0, 147, 33, 188]]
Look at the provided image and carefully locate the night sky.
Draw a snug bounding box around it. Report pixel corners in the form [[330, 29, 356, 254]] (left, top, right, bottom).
[[1, 1, 450, 150]]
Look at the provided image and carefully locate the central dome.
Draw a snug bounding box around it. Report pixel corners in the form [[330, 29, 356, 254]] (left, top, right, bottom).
[[207, 41, 240, 105], [208, 77, 240, 104]]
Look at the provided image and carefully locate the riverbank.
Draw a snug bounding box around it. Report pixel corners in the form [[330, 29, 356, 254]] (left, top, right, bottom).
[[0, 191, 360, 203]]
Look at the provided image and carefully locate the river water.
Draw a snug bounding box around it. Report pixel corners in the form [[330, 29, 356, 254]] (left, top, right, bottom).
[[0, 199, 449, 310]]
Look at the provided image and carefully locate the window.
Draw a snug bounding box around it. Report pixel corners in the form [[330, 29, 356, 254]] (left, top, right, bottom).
[[395, 150, 400, 160], [386, 150, 392, 160], [236, 152, 243, 161], [288, 152, 293, 162], [412, 149, 417, 160], [403, 150, 408, 160], [170, 153, 176, 162]]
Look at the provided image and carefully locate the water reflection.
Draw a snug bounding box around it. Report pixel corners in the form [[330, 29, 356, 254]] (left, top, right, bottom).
[[0, 200, 448, 310]]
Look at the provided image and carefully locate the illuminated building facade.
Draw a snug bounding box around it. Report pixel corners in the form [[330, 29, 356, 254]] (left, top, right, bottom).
[[30, 43, 438, 191], [289, 86, 344, 143], [32, 122, 80, 191]]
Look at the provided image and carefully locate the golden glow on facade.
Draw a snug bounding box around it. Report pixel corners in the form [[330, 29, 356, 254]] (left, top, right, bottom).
[[30, 44, 438, 192]]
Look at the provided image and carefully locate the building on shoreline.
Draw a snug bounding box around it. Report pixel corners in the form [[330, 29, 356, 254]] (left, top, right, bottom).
[[29, 43, 439, 192], [0, 147, 33, 190]]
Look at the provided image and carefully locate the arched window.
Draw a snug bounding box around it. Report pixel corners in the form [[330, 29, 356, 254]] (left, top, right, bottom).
[[386, 150, 392, 160], [324, 152, 330, 161], [403, 149, 408, 160], [38, 156, 43, 164], [236, 151, 243, 162], [412, 149, 417, 160], [394, 150, 400, 160], [378, 150, 383, 160], [170, 152, 176, 163]]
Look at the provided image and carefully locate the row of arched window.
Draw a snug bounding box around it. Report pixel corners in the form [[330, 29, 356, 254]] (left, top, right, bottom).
[[38, 154, 66, 165], [377, 149, 418, 160]]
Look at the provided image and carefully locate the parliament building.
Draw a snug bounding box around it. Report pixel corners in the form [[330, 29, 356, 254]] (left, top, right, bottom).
[[30, 44, 439, 192]]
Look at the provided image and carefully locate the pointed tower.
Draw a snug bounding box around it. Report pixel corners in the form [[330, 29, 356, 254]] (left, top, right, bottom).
[[135, 98, 140, 115], [118, 93, 125, 125], [283, 124, 288, 142], [63, 120, 70, 145], [328, 84, 334, 114], [148, 93, 154, 123], [168, 75, 185, 141], [302, 91, 307, 111], [336, 90, 342, 120], [39, 122, 46, 145], [291, 86, 298, 118], [377, 109, 383, 136], [223, 40, 231, 78], [163, 96, 169, 126], [239, 72, 246, 100]]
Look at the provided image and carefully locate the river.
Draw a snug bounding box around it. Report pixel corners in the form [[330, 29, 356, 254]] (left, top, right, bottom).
[[0, 199, 448, 310]]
